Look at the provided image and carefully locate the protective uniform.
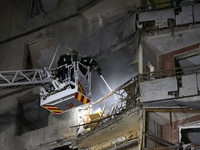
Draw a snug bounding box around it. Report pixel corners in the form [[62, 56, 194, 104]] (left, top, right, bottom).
[[80, 56, 101, 75], [57, 51, 79, 81], [57, 53, 71, 81]]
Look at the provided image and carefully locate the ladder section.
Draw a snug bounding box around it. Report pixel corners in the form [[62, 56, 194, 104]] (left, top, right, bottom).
[[0, 69, 51, 88]]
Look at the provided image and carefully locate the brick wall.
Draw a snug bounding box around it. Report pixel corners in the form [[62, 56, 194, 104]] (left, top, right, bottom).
[[158, 43, 200, 70], [161, 114, 200, 143]]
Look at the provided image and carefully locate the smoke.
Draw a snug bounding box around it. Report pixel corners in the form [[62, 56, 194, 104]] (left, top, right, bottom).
[[91, 46, 137, 113]]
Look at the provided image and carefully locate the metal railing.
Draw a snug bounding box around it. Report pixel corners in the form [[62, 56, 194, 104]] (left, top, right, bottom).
[[72, 77, 140, 129], [138, 64, 200, 82], [137, 0, 200, 12], [91, 77, 140, 114], [75, 64, 200, 130]]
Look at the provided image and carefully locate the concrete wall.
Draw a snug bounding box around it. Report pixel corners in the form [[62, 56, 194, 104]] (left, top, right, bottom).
[[0, 107, 79, 150], [141, 39, 163, 72], [140, 76, 178, 102], [22, 109, 79, 150], [179, 74, 198, 97], [140, 73, 200, 102], [0, 0, 77, 42], [146, 112, 162, 148]]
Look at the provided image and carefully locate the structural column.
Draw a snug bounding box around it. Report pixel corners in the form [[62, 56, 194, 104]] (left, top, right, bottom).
[[138, 43, 143, 74]]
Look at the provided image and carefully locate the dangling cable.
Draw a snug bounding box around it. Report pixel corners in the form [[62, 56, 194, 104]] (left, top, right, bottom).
[[49, 44, 81, 68], [49, 44, 61, 68]]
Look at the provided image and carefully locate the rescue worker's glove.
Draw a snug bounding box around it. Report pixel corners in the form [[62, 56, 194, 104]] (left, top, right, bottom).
[[95, 66, 101, 75], [98, 71, 102, 75], [94, 66, 101, 72]]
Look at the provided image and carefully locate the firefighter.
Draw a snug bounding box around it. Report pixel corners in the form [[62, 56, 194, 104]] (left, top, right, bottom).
[[57, 51, 78, 81], [57, 53, 71, 81], [80, 55, 101, 75]]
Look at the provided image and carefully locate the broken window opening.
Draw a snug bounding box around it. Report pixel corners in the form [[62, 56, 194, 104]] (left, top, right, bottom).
[[174, 48, 200, 75], [140, 21, 156, 30], [17, 99, 50, 136], [26, 35, 55, 69], [178, 121, 200, 150], [181, 128, 200, 144]]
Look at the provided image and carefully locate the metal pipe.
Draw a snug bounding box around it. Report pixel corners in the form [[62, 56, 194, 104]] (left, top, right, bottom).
[[91, 78, 133, 105], [143, 132, 175, 146], [49, 44, 61, 68], [62, 44, 82, 57], [169, 111, 172, 127]]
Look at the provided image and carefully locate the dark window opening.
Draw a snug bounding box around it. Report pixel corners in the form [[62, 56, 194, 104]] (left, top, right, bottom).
[[180, 128, 200, 149], [181, 128, 200, 143], [17, 98, 50, 136], [174, 49, 200, 75]]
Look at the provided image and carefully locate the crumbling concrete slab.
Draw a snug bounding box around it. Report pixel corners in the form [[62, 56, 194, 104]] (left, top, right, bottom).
[[179, 74, 198, 97], [77, 108, 140, 148], [139, 8, 174, 28], [140, 77, 177, 102], [176, 5, 193, 25]]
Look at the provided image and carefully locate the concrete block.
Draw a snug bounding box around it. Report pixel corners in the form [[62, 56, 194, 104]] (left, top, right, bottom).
[[193, 3, 200, 22], [140, 77, 177, 102], [176, 5, 193, 25], [179, 74, 198, 97], [139, 8, 174, 28]]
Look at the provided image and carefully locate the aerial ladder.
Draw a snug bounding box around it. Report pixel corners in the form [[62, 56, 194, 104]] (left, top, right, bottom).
[[0, 45, 92, 114]]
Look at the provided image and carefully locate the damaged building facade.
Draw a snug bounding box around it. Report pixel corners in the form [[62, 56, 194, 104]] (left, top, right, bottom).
[[0, 0, 200, 150]]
